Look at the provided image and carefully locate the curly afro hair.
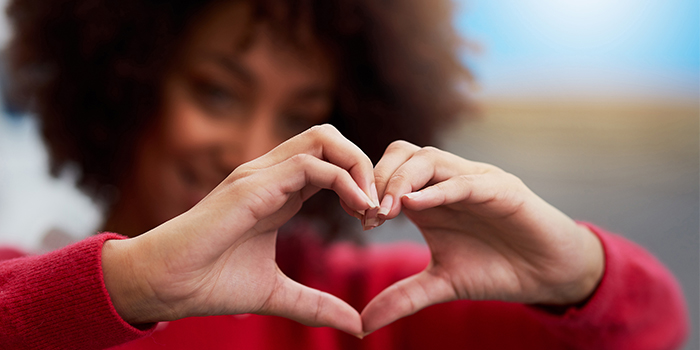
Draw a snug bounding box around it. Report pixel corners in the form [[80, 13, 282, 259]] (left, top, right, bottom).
[[6, 0, 474, 239]]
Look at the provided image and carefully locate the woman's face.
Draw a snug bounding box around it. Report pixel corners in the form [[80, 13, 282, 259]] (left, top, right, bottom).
[[114, 2, 335, 234]]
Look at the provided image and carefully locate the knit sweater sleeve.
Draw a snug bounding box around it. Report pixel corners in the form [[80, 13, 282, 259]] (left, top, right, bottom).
[[0, 233, 155, 350], [349, 223, 689, 349], [524, 223, 690, 349]]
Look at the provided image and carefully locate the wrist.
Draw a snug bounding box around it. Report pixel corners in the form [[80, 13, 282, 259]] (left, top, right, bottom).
[[102, 237, 170, 324], [573, 224, 605, 302], [547, 224, 605, 306]]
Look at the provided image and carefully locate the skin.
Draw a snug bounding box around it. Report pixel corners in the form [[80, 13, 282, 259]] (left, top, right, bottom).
[[101, 0, 605, 339]]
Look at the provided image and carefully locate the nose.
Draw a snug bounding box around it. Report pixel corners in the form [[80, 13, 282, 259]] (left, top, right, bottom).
[[240, 113, 280, 163], [219, 112, 282, 171]]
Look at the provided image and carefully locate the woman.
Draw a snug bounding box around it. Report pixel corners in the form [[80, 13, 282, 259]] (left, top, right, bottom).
[[0, 0, 689, 349]]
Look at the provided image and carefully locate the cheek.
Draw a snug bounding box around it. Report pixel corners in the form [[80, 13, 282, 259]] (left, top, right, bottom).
[[160, 86, 234, 156]]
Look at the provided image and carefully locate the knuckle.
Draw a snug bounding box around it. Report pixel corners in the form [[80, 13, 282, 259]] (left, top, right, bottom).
[[386, 140, 421, 155], [304, 124, 341, 151], [388, 171, 409, 185], [503, 172, 526, 188], [454, 174, 476, 189], [229, 166, 254, 182], [288, 153, 313, 167], [308, 123, 338, 137], [303, 125, 324, 141], [318, 123, 338, 132], [313, 294, 324, 324], [412, 146, 443, 163], [387, 140, 412, 151], [418, 145, 441, 155], [373, 169, 390, 184], [480, 162, 505, 174]]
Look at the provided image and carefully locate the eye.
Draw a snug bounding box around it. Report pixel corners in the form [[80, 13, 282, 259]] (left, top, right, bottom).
[[192, 79, 241, 116], [202, 84, 230, 101]]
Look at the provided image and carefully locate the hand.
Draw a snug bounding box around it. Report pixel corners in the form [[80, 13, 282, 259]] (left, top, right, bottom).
[[102, 125, 379, 337], [361, 141, 605, 334]]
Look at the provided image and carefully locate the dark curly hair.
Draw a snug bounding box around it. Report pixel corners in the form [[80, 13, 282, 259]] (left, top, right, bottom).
[[5, 0, 474, 238]]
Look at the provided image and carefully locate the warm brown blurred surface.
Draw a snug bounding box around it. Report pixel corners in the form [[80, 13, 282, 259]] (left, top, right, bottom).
[[369, 97, 699, 348], [443, 100, 698, 217], [442, 99, 697, 246]]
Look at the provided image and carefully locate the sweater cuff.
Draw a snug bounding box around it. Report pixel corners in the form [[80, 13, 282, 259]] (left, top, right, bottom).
[[526, 223, 689, 348], [3, 233, 155, 349], [526, 223, 617, 324]]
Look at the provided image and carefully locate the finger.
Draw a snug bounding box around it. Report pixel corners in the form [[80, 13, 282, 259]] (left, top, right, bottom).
[[360, 268, 456, 335], [373, 141, 420, 218], [245, 124, 378, 207], [198, 155, 375, 252], [374, 141, 421, 196], [401, 172, 523, 214], [268, 154, 375, 212], [376, 147, 443, 219], [261, 271, 363, 337], [381, 147, 496, 217]]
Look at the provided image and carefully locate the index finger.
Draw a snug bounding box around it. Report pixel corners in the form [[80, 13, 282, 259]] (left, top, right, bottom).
[[244, 124, 379, 207]]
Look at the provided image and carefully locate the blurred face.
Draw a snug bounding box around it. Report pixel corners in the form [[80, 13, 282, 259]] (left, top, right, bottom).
[[111, 2, 335, 234]]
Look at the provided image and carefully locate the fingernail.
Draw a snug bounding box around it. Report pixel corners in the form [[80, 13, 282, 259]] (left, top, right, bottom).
[[352, 211, 364, 220], [369, 183, 380, 208], [357, 186, 375, 209], [363, 208, 380, 229], [377, 194, 393, 218], [403, 191, 422, 200]]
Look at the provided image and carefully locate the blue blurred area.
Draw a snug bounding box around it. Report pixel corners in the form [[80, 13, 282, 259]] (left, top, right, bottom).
[[455, 0, 700, 99]]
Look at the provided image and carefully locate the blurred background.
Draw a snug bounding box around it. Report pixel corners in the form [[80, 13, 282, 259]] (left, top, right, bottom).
[[0, 0, 697, 348]]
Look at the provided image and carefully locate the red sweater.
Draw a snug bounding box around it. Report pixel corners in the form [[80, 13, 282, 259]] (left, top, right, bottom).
[[0, 224, 689, 349]]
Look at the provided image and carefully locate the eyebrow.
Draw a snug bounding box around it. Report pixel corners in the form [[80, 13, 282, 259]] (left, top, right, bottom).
[[201, 53, 255, 86]]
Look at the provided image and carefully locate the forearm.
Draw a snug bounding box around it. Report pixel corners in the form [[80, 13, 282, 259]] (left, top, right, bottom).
[[0, 234, 154, 349]]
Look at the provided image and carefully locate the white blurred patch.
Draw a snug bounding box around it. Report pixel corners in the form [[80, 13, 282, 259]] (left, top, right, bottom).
[[0, 114, 101, 251]]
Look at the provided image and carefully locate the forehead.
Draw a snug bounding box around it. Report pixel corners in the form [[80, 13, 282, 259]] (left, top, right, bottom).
[[178, 1, 333, 80]]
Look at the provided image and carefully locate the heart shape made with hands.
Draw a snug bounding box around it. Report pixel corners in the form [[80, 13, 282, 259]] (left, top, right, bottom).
[[107, 126, 600, 341], [160, 128, 601, 340]]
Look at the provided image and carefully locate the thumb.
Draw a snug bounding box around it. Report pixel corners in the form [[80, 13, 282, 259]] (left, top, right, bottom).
[[360, 268, 456, 335], [260, 269, 363, 337]]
